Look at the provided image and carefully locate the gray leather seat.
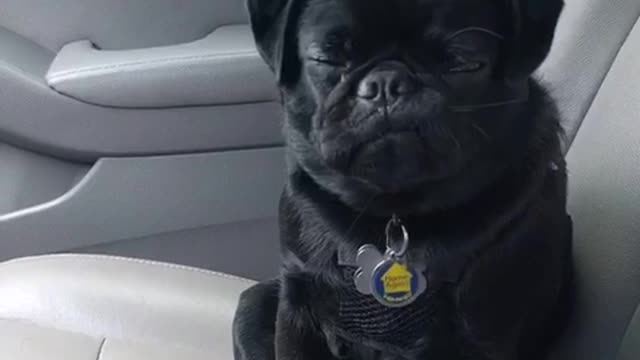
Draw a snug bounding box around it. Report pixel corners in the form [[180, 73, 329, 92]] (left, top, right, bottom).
[[541, 1, 640, 359], [0, 255, 254, 359], [0, 0, 638, 359]]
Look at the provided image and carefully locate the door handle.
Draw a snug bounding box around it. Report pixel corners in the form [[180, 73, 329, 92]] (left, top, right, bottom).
[[46, 25, 278, 108]]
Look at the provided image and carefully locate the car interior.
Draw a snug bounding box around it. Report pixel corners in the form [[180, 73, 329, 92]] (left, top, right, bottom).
[[0, 0, 637, 359]]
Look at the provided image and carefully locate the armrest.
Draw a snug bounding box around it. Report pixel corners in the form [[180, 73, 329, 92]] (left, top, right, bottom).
[[46, 25, 278, 108]]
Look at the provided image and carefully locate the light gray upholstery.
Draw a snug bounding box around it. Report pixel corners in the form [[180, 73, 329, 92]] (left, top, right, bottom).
[[0, 255, 255, 359], [0, 0, 246, 52], [618, 307, 640, 360], [0, 149, 284, 272], [0, 320, 219, 360], [537, 0, 640, 147], [0, 0, 282, 161], [0, 143, 88, 216], [0, 26, 282, 161], [547, 9, 640, 360], [47, 25, 277, 108]]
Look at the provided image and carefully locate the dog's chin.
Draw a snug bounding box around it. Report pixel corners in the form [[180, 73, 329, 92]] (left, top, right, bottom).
[[334, 131, 454, 194]]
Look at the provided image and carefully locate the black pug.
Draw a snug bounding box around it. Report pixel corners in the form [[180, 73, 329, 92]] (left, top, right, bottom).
[[234, 0, 573, 359]]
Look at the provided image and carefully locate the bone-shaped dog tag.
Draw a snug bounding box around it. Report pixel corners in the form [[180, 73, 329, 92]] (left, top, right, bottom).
[[354, 245, 384, 295]]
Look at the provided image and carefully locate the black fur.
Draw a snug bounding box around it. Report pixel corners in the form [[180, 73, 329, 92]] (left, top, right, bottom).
[[234, 0, 572, 359]]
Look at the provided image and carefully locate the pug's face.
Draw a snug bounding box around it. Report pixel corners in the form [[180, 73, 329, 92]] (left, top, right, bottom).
[[248, 0, 563, 214]]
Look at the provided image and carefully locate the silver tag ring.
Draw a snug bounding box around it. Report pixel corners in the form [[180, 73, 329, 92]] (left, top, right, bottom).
[[385, 218, 410, 258]]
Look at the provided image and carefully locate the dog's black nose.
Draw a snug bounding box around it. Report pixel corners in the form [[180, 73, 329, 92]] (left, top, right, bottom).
[[357, 63, 419, 104]]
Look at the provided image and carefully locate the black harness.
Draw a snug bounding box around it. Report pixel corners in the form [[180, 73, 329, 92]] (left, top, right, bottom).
[[336, 246, 470, 353]]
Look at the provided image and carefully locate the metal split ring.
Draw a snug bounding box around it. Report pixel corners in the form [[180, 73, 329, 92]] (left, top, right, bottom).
[[385, 216, 410, 258]]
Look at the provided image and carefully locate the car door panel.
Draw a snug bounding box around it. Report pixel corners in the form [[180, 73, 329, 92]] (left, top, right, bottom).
[[0, 0, 284, 279], [0, 25, 281, 161], [0, 149, 284, 279], [0, 144, 89, 216]]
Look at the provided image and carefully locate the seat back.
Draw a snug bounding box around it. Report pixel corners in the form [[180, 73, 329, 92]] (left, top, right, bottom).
[[538, 1, 640, 359], [618, 307, 640, 360]]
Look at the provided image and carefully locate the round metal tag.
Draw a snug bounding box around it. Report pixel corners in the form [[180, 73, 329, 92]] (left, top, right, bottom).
[[370, 259, 425, 308]]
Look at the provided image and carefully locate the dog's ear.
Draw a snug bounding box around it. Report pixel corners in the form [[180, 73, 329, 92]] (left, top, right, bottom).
[[503, 0, 564, 77], [246, 0, 301, 85]]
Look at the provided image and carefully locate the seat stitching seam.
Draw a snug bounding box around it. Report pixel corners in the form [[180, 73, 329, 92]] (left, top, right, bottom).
[[79, 255, 257, 284], [566, 13, 640, 151], [96, 338, 107, 360], [4, 254, 257, 284], [614, 299, 640, 360], [87, 255, 257, 284]]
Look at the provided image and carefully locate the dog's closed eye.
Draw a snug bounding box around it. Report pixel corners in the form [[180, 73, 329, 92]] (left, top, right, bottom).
[[308, 56, 348, 67], [307, 31, 353, 67], [445, 53, 485, 73]]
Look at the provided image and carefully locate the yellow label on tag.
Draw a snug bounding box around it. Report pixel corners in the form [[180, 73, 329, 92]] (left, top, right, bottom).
[[382, 263, 413, 294]]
